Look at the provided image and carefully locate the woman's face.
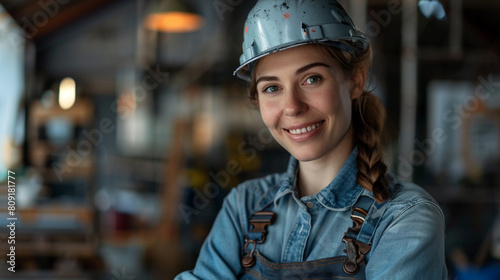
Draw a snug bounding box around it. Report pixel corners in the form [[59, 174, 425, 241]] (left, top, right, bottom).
[[254, 44, 364, 162]]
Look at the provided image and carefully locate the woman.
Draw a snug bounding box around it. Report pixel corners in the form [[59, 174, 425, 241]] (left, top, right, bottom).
[[176, 0, 447, 279]]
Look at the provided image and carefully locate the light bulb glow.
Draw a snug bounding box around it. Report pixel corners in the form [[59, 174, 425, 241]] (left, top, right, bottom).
[[59, 77, 76, 110], [145, 12, 204, 33]]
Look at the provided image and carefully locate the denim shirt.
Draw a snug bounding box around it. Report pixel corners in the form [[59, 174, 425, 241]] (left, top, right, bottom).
[[175, 148, 448, 279]]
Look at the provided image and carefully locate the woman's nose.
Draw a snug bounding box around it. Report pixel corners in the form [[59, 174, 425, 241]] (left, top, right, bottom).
[[283, 89, 307, 117]]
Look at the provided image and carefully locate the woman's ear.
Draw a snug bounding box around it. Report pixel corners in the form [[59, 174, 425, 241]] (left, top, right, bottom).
[[253, 98, 260, 109], [351, 69, 367, 100]]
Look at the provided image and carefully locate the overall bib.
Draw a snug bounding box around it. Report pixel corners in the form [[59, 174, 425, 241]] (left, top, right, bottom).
[[239, 194, 388, 280]]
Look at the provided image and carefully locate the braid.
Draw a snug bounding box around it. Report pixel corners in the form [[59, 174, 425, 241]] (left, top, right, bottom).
[[312, 43, 392, 202], [352, 92, 391, 202]]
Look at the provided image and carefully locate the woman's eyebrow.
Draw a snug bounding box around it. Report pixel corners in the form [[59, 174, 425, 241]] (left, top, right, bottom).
[[296, 62, 331, 75], [255, 76, 279, 87]]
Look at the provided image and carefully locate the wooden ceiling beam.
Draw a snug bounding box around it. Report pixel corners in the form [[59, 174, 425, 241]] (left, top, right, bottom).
[[9, 0, 61, 20], [7, 0, 118, 40], [36, 0, 117, 39]]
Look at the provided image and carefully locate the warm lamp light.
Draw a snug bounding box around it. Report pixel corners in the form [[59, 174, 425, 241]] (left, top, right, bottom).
[[145, 0, 204, 33], [59, 77, 76, 110]]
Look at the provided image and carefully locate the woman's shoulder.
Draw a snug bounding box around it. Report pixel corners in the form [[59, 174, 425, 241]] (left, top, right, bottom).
[[367, 176, 447, 278], [382, 174, 445, 226], [388, 175, 440, 207]]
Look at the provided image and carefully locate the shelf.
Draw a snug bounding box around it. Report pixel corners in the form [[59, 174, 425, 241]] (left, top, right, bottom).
[[0, 205, 93, 221], [101, 229, 158, 246], [29, 99, 94, 126], [0, 241, 97, 257]]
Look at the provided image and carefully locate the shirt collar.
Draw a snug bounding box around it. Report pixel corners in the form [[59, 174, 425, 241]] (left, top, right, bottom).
[[274, 147, 364, 210]]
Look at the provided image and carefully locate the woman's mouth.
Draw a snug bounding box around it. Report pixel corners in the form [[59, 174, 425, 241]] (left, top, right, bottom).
[[286, 121, 324, 135]]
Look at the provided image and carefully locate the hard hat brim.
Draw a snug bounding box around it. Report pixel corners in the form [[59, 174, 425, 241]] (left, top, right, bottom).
[[233, 39, 367, 82]]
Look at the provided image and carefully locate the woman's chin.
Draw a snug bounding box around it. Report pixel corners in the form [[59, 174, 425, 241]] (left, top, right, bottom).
[[288, 149, 324, 162]]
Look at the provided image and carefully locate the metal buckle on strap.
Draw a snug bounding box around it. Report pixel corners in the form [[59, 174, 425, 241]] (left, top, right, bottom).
[[350, 207, 368, 226], [342, 198, 374, 275], [241, 211, 276, 268], [241, 240, 257, 268], [342, 225, 371, 275], [248, 211, 276, 244]]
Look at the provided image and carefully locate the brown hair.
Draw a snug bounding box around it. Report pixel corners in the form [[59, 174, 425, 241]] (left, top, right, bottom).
[[249, 44, 392, 202]]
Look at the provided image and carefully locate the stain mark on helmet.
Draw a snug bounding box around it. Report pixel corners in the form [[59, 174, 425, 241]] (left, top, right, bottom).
[[284, 13, 290, 19], [282, 2, 290, 9], [261, 9, 270, 19]]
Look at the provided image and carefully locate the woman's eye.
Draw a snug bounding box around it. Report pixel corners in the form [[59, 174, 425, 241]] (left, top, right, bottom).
[[305, 76, 321, 84], [263, 85, 279, 93]]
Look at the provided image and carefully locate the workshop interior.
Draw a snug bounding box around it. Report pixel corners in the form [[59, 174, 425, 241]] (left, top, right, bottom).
[[0, 0, 499, 279]]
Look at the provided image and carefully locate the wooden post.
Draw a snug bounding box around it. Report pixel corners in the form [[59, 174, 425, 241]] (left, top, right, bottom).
[[399, 0, 418, 181]]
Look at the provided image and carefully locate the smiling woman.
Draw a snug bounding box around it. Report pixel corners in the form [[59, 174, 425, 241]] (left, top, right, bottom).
[[254, 45, 357, 167], [175, 1, 447, 279]]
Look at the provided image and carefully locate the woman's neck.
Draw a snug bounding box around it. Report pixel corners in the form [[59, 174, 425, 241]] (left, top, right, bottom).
[[297, 128, 355, 197]]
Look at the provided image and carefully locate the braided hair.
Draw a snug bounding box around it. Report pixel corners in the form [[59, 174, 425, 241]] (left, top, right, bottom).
[[319, 44, 392, 202]]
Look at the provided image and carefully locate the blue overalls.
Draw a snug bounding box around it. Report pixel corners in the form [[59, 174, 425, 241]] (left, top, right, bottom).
[[239, 195, 388, 279]]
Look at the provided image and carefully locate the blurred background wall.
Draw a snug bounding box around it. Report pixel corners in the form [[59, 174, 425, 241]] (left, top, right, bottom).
[[0, 0, 499, 279]]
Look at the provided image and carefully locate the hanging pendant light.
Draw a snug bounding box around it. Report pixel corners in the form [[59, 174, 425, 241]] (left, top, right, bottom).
[[145, 0, 204, 33], [59, 77, 76, 110]]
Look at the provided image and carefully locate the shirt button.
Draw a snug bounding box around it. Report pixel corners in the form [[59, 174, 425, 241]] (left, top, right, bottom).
[[306, 202, 314, 208]]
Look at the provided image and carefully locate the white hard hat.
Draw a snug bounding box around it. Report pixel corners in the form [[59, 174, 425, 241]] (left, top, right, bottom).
[[234, 0, 369, 81]]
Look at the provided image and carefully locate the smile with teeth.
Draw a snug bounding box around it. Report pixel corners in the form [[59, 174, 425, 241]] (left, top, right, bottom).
[[287, 121, 324, 135]]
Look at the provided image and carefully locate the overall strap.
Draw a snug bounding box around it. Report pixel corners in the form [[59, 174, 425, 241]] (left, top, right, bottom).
[[348, 194, 389, 244], [241, 211, 276, 268], [241, 185, 279, 269], [246, 211, 276, 244], [342, 190, 389, 275]]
